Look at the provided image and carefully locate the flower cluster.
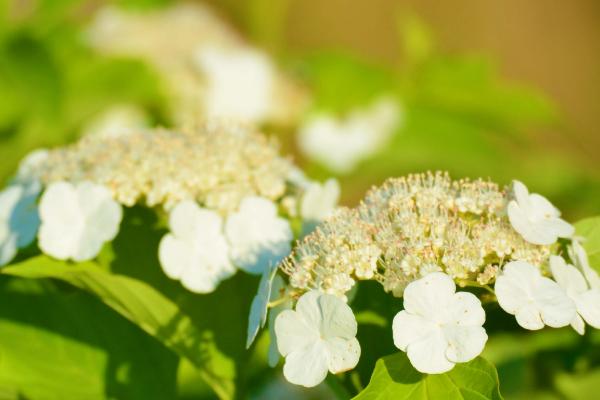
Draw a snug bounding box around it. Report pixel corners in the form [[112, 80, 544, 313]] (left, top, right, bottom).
[[0, 124, 340, 295], [87, 3, 306, 126], [258, 172, 599, 387], [282, 172, 550, 298], [37, 124, 293, 212]]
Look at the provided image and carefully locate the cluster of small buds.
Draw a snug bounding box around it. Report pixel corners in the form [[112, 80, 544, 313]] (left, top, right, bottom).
[[281, 171, 552, 297], [37, 124, 294, 213], [281, 208, 380, 297]]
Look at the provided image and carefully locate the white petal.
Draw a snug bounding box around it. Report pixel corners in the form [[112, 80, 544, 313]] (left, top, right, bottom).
[[180, 233, 234, 294], [508, 201, 547, 244], [447, 292, 486, 326], [402, 272, 455, 321], [158, 234, 191, 279], [392, 311, 437, 352], [300, 179, 340, 223], [514, 304, 544, 330], [575, 289, 600, 329], [282, 342, 329, 387], [0, 231, 17, 266], [318, 293, 357, 340], [535, 277, 576, 328], [571, 314, 585, 335], [443, 325, 487, 363], [406, 328, 454, 374], [570, 241, 600, 290], [0, 186, 23, 219], [169, 201, 221, 239], [225, 196, 292, 275], [325, 337, 360, 374], [538, 217, 574, 240], [511, 180, 531, 209], [528, 193, 561, 219], [246, 263, 278, 348], [275, 309, 319, 357], [549, 256, 588, 295], [495, 261, 540, 314], [294, 290, 323, 330]]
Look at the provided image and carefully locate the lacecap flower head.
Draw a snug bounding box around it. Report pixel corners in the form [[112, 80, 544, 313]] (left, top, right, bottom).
[[259, 172, 598, 386], [2, 123, 339, 295]]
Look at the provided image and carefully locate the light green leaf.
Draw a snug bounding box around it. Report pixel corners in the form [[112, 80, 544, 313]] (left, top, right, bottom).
[[0, 277, 178, 400], [2, 256, 235, 400], [354, 352, 502, 400], [574, 216, 600, 271]]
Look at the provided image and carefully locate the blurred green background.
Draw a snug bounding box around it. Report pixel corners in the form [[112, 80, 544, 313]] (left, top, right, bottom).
[[1, 1, 600, 399]]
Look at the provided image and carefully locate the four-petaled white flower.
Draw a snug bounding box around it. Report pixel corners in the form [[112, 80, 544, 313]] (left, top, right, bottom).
[[225, 196, 293, 275], [549, 255, 600, 334], [392, 272, 488, 374], [0, 183, 41, 266], [159, 201, 236, 293], [247, 263, 279, 348], [298, 97, 401, 173], [507, 180, 574, 245], [275, 290, 360, 387], [495, 260, 575, 330], [300, 179, 340, 235], [570, 240, 600, 290], [38, 181, 122, 262], [194, 46, 275, 123]]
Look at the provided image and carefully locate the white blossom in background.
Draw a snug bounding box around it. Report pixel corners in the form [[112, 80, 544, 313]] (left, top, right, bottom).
[[225, 196, 293, 275], [275, 290, 360, 387], [298, 97, 402, 173], [392, 273, 488, 374], [549, 255, 600, 334], [507, 180, 574, 245], [159, 201, 235, 293], [38, 181, 122, 262], [495, 261, 575, 330], [247, 263, 279, 348], [300, 179, 340, 235], [0, 183, 41, 266], [194, 46, 275, 123], [570, 240, 600, 290], [85, 104, 148, 139]]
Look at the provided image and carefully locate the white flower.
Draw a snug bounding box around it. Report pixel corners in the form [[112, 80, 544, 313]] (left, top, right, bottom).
[[274, 290, 360, 387], [247, 263, 279, 348], [507, 180, 574, 245], [159, 201, 235, 293], [300, 179, 340, 234], [0, 183, 41, 266], [392, 272, 487, 374], [225, 196, 293, 275], [550, 255, 600, 334], [298, 97, 401, 173], [38, 181, 122, 262], [495, 260, 575, 330], [194, 46, 275, 123], [570, 240, 600, 290]]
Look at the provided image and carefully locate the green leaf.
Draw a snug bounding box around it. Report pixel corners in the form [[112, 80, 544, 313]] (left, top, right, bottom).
[[574, 216, 600, 271], [354, 352, 502, 400], [2, 256, 235, 400], [0, 277, 178, 400]]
